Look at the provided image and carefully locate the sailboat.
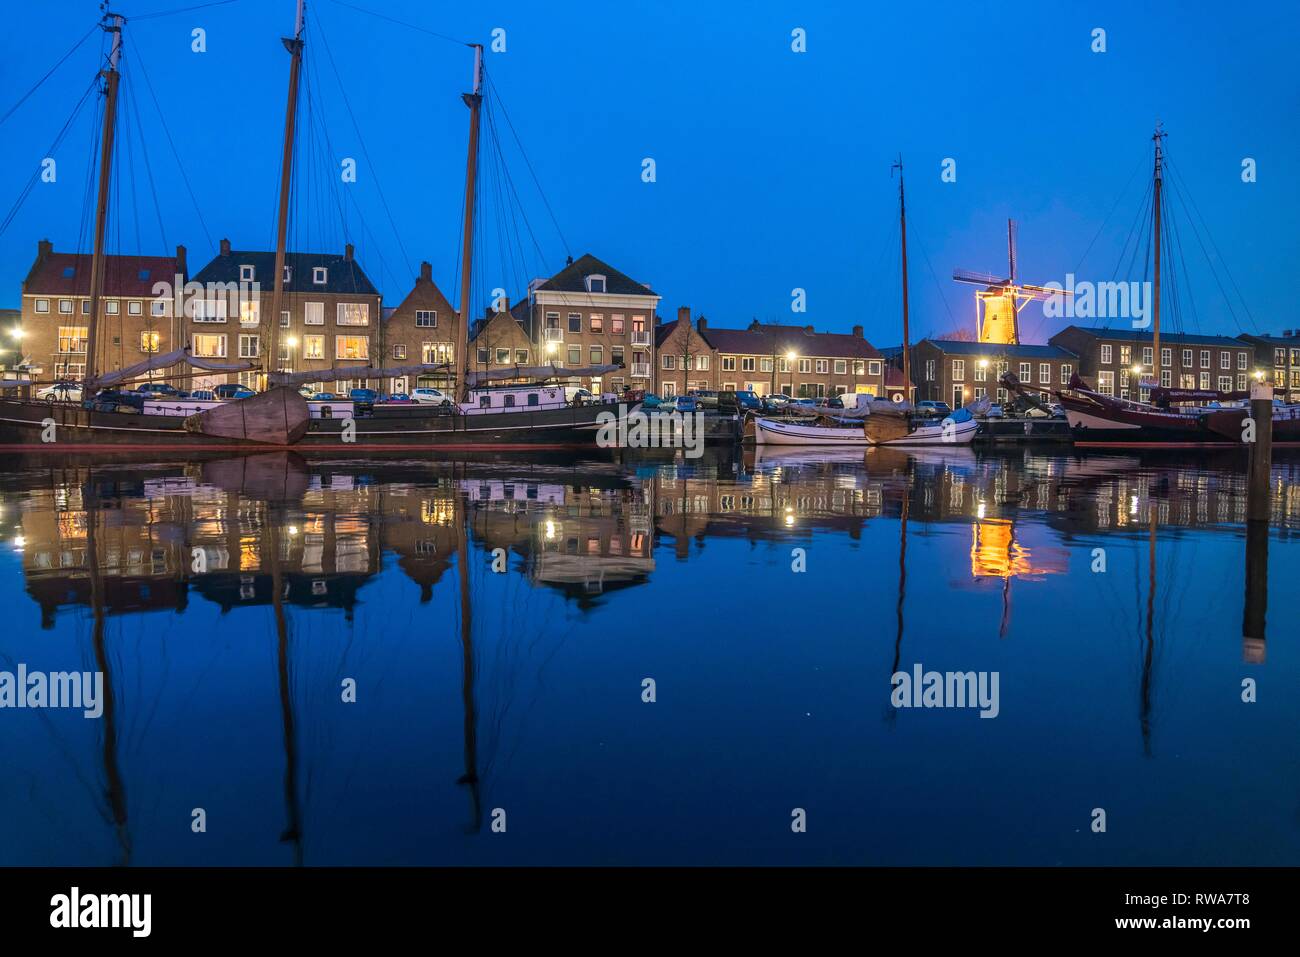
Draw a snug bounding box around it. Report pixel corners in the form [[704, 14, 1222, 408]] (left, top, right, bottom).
[[0, 6, 619, 452], [752, 158, 979, 448]]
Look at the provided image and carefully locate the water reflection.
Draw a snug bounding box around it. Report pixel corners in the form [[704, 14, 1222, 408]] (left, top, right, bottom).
[[0, 447, 1297, 865]]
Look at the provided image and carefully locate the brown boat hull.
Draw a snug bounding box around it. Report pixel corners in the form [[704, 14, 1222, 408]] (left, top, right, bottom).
[[185, 386, 310, 445]]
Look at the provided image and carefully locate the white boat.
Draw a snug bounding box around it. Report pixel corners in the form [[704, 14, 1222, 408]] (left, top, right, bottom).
[[753, 408, 979, 446]]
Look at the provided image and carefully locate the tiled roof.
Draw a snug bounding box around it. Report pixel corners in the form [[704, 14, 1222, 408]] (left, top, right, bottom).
[[191, 250, 378, 295], [1053, 325, 1246, 348], [706, 322, 882, 359], [24, 252, 183, 297], [654, 316, 714, 349], [1237, 332, 1300, 346], [921, 338, 1078, 359], [535, 253, 655, 297]]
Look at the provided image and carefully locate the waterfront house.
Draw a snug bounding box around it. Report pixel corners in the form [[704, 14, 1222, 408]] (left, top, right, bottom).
[[1236, 331, 1300, 398], [1048, 325, 1255, 398], [655, 307, 716, 396], [381, 260, 460, 394], [188, 238, 382, 392], [471, 299, 535, 383], [912, 339, 1079, 407], [18, 239, 187, 384]]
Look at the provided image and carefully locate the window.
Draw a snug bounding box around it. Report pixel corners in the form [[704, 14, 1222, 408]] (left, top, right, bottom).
[[1200, 372, 1210, 389], [1118, 345, 1131, 366], [833, 360, 847, 375], [761, 357, 774, 373], [313, 267, 327, 285], [1182, 349, 1192, 367], [280, 310, 289, 328], [950, 359, 965, 381], [1142, 346, 1153, 365], [58, 299, 73, 314], [1019, 362, 1031, 381], [81, 300, 90, 315], [1061, 364, 1072, 384], [240, 300, 259, 325], [133, 331, 160, 353], [1161, 370, 1171, 387], [503, 394, 516, 408], [1179, 374, 1195, 388], [335, 335, 369, 360], [56, 326, 88, 353], [1098, 370, 1115, 395], [799, 359, 812, 374], [34, 298, 49, 313], [193, 298, 226, 322], [585, 275, 606, 293], [815, 359, 828, 374], [1200, 350, 1210, 369], [697, 356, 709, 370], [239, 264, 255, 282], [1161, 347, 1171, 368], [515, 349, 528, 363], [477, 347, 489, 364], [284, 266, 292, 284], [393, 344, 407, 360], [192, 333, 227, 358], [925, 359, 935, 381], [423, 342, 452, 364], [337, 302, 369, 326], [611, 315, 625, 335], [1100, 344, 1112, 364], [305, 302, 324, 325], [496, 348, 511, 364], [1236, 373, 1247, 391], [590, 345, 603, 364], [304, 335, 324, 359], [1040, 363, 1051, 384], [1237, 351, 1248, 370], [1220, 351, 1231, 370], [568, 313, 581, 333], [742, 357, 756, 372], [1120, 369, 1130, 389], [527, 393, 539, 407], [238, 334, 260, 359], [416, 310, 436, 327], [1218, 376, 1232, 392], [589, 314, 603, 333], [127, 300, 142, 316], [54, 361, 86, 380], [567, 346, 581, 364], [612, 346, 624, 366], [721, 356, 736, 371], [868, 360, 881, 377]]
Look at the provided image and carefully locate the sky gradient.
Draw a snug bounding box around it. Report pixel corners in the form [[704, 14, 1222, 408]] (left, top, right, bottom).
[[0, 0, 1295, 348]]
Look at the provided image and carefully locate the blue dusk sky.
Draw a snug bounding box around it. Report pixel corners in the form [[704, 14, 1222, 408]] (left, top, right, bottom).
[[0, 0, 1295, 347]]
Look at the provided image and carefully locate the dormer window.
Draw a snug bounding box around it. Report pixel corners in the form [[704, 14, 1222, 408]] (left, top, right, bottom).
[[138, 269, 151, 281], [239, 264, 255, 282], [585, 274, 606, 293], [283, 266, 292, 284], [313, 267, 327, 285], [61, 266, 75, 279]]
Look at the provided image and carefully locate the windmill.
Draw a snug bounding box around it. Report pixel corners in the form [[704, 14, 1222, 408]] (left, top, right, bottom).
[[953, 220, 1071, 345]]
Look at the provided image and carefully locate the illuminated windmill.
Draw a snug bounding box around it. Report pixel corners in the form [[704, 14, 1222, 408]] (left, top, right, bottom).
[[953, 220, 1071, 345]]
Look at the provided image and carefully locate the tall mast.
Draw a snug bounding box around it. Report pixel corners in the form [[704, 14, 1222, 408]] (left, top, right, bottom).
[[268, 0, 305, 385], [1006, 219, 1019, 344], [83, 13, 123, 386], [455, 45, 484, 403], [893, 156, 911, 402], [1151, 125, 1165, 397]]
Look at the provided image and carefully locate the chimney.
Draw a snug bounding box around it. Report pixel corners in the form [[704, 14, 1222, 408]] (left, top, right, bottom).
[[37, 239, 52, 261], [175, 244, 187, 279], [677, 305, 690, 325], [852, 324, 864, 338], [345, 243, 354, 262], [419, 261, 432, 282], [697, 316, 708, 331], [219, 237, 231, 256], [805, 324, 814, 335]]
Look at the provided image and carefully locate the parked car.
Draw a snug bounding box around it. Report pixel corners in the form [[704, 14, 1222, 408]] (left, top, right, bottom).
[[89, 389, 144, 413], [762, 393, 792, 411], [985, 404, 1005, 418], [1049, 403, 1066, 418], [670, 394, 698, 413], [688, 389, 719, 410], [349, 388, 380, 408], [729, 389, 763, 412], [37, 382, 82, 402], [813, 396, 845, 410], [641, 393, 663, 409], [188, 389, 216, 401], [790, 397, 818, 409], [916, 400, 953, 418], [311, 392, 337, 401], [565, 388, 594, 406], [379, 393, 413, 404], [412, 387, 453, 406], [134, 382, 182, 397], [214, 383, 256, 400]]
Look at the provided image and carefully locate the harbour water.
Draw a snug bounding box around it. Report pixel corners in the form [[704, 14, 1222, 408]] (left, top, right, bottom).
[[0, 448, 1296, 866]]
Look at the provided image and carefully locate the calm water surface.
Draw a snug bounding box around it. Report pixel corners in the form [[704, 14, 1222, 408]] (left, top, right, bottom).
[[0, 447, 1297, 866]]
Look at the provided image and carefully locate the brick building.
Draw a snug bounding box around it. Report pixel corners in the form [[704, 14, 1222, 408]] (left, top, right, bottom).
[[471, 301, 535, 382], [694, 320, 887, 400], [381, 260, 459, 393], [911, 339, 1078, 407], [654, 306, 716, 396], [187, 239, 382, 391], [17, 239, 187, 384], [1236, 331, 1300, 399], [1049, 326, 1256, 398]]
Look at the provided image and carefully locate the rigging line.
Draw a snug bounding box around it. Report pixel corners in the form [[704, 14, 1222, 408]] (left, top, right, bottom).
[[125, 70, 168, 252], [314, 13, 414, 282], [118, 62, 142, 255], [0, 75, 100, 238], [0, 22, 99, 130], [324, 0, 471, 46], [484, 95, 548, 273], [481, 97, 530, 300], [910, 221, 957, 336], [128, 0, 242, 21], [1072, 148, 1147, 275], [131, 44, 214, 252], [486, 75, 570, 258], [1165, 157, 1255, 330]]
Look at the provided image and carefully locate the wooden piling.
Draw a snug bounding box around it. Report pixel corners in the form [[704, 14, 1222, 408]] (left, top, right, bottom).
[[1246, 380, 1272, 523]]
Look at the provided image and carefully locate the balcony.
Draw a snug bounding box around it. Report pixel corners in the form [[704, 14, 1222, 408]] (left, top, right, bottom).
[[631, 362, 650, 379], [630, 331, 651, 346], [542, 327, 564, 343]]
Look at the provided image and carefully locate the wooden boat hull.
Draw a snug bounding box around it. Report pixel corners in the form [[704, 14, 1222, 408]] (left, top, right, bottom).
[[186, 386, 310, 445], [0, 397, 610, 452], [752, 414, 978, 447], [1061, 390, 1228, 447]]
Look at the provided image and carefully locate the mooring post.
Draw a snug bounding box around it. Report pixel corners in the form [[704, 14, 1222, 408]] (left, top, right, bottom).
[[1246, 380, 1273, 523]]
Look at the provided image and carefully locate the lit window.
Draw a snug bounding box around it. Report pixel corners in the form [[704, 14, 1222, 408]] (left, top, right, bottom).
[[337, 302, 369, 326], [393, 344, 406, 360], [57, 326, 88, 353], [335, 335, 369, 360], [240, 300, 259, 325], [305, 302, 324, 325], [303, 335, 324, 359], [191, 333, 227, 358], [140, 332, 161, 353]]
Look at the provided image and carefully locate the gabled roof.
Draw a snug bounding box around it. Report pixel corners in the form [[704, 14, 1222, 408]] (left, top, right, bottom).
[[706, 322, 882, 359], [535, 253, 655, 297], [1052, 325, 1246, 348], [919, 338, 1078, 359], [24, 252, 183, 298], [654, 316, 714, 350], [191, 249, 378, 296]]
